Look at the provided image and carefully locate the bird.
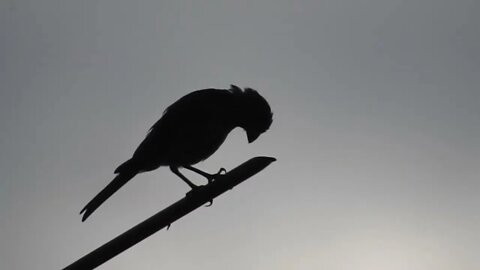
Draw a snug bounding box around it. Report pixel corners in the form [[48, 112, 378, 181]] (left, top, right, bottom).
[[80, 85, 273, 221]]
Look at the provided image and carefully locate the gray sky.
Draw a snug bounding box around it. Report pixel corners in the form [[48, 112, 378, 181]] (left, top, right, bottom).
[[1, 0, 479, 269]]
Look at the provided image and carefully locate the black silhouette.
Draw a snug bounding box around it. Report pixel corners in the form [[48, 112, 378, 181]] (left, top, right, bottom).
[[80, 85, 273, 221]]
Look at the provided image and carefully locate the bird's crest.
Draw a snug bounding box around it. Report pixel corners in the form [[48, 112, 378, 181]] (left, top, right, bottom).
[[229, 84, 273, 134], [229, 84, 243, 94]]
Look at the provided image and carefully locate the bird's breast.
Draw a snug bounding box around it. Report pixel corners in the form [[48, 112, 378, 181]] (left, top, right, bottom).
[[165, 124, 232, 166]]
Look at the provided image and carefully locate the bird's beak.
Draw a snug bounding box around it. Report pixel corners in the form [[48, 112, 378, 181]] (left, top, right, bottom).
[[247, 131, 261, 143]]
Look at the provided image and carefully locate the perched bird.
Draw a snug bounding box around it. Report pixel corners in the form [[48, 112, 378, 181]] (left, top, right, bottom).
[[80, 85, 273, 221]]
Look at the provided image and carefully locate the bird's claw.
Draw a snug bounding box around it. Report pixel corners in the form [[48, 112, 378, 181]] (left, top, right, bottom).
[[206, 167, 227, 183], [218, 167, 227, 175], [205, 199, 213, 207]]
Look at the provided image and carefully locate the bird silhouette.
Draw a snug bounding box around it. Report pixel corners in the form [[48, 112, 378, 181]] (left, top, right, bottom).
[[80, 85, 273, 221]]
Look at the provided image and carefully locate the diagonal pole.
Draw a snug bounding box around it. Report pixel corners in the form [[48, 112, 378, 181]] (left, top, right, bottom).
[[64, 156, 276, 270]]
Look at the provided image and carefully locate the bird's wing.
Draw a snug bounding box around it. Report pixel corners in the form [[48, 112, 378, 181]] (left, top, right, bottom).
[[132, 89, 232, 159], [149, 89, 230, 132]]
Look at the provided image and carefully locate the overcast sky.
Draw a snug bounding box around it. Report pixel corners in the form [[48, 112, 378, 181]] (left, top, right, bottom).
[[1, 1, 479, 269]]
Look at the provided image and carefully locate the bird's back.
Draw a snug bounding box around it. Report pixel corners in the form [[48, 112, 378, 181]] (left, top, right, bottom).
[[128, 89, 237, 171]]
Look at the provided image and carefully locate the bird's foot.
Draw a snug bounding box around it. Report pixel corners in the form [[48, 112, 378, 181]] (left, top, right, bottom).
[[183, 165, 227, 184], [205, 199, 213, 207], [202, 168, 226, 207], [206, 167, 227, 183]]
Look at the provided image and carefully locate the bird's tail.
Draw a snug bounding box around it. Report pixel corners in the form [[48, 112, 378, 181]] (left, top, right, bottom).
[[80, 171, 136, 222]]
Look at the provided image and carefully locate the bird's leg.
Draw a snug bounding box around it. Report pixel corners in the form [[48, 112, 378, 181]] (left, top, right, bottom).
[[182, 165, 227, 207], [183, 165, 227, 183], [170, 166, 197, 189]]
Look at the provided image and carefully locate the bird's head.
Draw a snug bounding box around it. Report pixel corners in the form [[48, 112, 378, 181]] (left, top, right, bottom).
[[230, 85, 273, 143]]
